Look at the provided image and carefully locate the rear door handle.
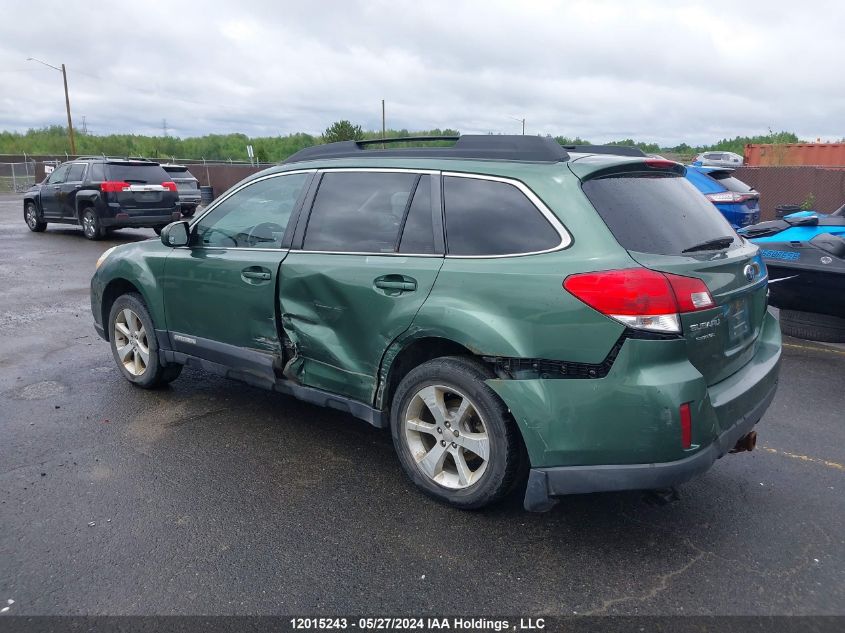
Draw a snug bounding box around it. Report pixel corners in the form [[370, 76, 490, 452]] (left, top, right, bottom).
[[374, 275, 417, 292], [241, 267, 272, 281]]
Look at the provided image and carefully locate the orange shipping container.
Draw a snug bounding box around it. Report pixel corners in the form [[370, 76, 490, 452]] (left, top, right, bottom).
[[744, 143, 845, 167]]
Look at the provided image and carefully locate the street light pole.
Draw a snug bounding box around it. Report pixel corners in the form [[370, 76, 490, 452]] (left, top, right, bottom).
[[61, 64, 77, 155], [508, 116, 526, 135], [27, 57, 77, 155]]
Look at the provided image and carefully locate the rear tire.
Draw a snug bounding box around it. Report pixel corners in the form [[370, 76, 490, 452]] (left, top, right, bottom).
[[81, 208, 104, 240], [390, 356, 523, 510], [153, 226, 165, 236], [779, 309, 845, 343], [108, 293, 182, 388], [181, 206, 196, 218], [24, 202, 47, 232]]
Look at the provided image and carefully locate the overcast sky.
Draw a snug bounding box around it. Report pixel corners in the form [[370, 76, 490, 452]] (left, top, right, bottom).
[[1, 0, 842, 145]]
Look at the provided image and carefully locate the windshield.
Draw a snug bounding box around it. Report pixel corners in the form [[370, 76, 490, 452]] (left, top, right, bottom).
[[582, 173, 739, 255]]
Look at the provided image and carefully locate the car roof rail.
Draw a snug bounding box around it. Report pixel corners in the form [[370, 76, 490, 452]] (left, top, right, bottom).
[[560, 144, 647, 157], [284, 134, 571, 164]]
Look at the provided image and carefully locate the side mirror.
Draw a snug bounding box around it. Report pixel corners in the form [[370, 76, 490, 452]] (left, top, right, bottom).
[[160, 221, 189, 247]]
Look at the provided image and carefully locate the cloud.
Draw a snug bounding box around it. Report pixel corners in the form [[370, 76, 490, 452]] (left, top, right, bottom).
[[1, 0, 842, 145]]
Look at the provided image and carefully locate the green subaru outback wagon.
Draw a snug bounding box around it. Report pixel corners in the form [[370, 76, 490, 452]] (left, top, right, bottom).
[[90, 136, 781, 511]]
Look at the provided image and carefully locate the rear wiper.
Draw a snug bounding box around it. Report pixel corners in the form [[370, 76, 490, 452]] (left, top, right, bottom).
[[682, 235, 735, 253]]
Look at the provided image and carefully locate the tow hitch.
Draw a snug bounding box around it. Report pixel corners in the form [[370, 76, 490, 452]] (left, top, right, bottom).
[[730, 430, 757, 453]]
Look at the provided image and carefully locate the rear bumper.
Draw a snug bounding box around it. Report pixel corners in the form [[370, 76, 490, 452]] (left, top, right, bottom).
[[523, 380, 776, 511], [485, 311, 782, 511], [100, 211, 181, 228]]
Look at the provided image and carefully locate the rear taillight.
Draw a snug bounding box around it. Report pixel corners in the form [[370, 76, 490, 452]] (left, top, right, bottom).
[[705, 191, 755, 204], [644, 158, 678, 169], [680, 403, 692, 448], [563, 268, 714, 334], [100, 181, 130, 192], [162, 181, 177, 192]]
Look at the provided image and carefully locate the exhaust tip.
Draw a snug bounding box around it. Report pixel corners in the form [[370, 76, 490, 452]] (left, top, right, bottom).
[[730, 430, 757, 454]]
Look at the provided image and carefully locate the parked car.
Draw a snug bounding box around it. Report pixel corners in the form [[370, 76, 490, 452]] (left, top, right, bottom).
[[90, 136, 781, 511], [161, 163, 201, 217], [685, 166, 760, 228], [693, 151, 744, 169], [24, 157, 181, 240]]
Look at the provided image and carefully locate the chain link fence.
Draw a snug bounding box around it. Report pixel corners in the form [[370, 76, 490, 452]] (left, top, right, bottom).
[[0, 162, 39, 193]]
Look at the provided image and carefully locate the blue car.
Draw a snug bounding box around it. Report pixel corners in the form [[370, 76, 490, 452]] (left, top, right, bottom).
[[685, 166, 760, 228]]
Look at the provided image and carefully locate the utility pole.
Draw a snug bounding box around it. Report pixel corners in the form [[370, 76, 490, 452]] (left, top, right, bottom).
[[27, 58, 77, 155], [381, 99, 386, 149]]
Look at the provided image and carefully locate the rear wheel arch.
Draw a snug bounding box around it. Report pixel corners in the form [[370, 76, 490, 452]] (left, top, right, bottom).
[[378, 336, 480, 411]]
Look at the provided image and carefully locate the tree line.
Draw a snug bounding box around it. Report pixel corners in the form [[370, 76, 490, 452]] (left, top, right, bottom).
[[0, 122, 803, 163]]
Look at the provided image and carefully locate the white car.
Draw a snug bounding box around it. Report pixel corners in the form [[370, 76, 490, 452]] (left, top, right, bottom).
[[693, 151, 744, 168]]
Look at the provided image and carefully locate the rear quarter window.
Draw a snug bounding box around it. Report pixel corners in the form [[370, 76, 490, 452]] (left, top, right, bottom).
[[582, 173, 738, 255], [443, 176, 561, 256]]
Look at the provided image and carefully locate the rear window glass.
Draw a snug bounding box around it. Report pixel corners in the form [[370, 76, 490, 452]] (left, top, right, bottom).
[[582, 174, 738, 255], [443, 176, 560, 255], [709, 172, 754, 193], [163, 168, 195, 179], [704, 153, 723, 160], [105, 163, 168, 184]]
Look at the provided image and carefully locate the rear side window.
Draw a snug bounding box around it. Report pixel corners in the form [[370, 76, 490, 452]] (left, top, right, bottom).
[[398, 178, 435, 254], [304, 172, 418, 253], [105, 163, 169, 184], [88, 163, 105, 181], [443, 176, 560, 256], [582, 174, 737, 256]]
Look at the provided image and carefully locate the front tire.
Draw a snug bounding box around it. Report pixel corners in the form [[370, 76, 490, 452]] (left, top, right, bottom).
[[390, 356, 523, 509], [81, 208, 104, 240], [24, 202, 47, 232], [108, 293, 182, 388]]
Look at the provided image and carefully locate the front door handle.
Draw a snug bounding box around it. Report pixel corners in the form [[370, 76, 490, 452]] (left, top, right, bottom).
[[374, 275, 417, 293], [241, 267, 272, 282]]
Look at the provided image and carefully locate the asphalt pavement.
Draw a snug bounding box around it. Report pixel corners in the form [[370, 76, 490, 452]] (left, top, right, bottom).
[[0, 192, 843, 616]]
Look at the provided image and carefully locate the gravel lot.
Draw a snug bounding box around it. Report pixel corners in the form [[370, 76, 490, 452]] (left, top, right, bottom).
[[0, 192, 843, 616]]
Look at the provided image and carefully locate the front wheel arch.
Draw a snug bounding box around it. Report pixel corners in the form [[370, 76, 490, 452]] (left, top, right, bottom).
[[100, 278, 145, 341]]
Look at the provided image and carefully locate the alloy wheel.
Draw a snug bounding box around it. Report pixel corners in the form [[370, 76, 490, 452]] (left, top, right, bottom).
[[83, 212, 96, 238], [403, 385, 490, 489], [113, 308, 149, 376], [25, 205, 37, 229]]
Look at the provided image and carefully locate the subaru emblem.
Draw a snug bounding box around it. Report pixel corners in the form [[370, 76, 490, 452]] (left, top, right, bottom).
[[743, 264, 756, 282]]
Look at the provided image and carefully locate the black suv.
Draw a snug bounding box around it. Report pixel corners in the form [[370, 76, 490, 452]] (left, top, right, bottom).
[[23, 157, 182, 240]]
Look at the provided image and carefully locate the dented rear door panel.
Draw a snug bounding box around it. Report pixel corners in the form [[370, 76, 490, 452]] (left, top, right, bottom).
[[279, 253, 443, 402]]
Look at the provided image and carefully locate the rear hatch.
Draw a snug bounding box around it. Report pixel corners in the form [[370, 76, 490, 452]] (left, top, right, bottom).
[[706, 170, 760, 227], [162, 166, 199, 195], [575, 158, 768, 386], [103, 162, 178, 213]]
